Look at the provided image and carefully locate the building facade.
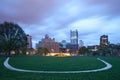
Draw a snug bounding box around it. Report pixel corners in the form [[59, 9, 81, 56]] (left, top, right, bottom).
[[79, 40, 84, 48], [59, 40, 68, 53], [68, 30, 79, 53], [100, 35, 109, 45], [36, 34, 59, 53], [26, 35, 32, 49], [66, 43, 79, 53], [70, 30, 78, 44]]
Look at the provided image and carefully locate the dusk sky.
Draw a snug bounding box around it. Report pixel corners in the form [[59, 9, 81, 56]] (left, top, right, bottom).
[[0, 0, 120, 48]]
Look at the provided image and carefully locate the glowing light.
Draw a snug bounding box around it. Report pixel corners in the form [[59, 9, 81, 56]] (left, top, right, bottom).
[[46, 53, 71, 57], [26, 52, 29, 55]]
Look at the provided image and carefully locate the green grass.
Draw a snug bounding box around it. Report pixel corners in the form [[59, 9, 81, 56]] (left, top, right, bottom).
[[0, 56, 120, 80], [9, 56, 105, 71]]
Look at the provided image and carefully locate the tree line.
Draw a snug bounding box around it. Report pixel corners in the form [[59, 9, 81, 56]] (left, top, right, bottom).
[[78, 44, 120, 56]]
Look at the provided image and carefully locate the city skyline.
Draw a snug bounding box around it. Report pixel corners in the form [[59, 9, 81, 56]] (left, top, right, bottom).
[[0, 0, 120, 48]]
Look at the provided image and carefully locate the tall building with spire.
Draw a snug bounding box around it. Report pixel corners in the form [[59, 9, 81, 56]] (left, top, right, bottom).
[[70, 30, 78, 44], [66, 30, 79, 53]]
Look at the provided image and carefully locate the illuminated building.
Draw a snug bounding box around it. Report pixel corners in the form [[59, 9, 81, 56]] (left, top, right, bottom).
[[70, 30, 78, 44], [59, 40, 68, 53], [36, 34, 59, 53], [66, 43, 79, 53], [100, 35, 109, 45], [67, 30, 79, 53]]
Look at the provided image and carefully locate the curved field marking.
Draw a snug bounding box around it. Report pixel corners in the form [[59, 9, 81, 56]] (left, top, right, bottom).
[[4, 57, 112, 74]]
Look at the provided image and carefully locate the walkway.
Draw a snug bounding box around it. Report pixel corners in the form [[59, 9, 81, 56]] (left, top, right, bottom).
[[4, 57, 112, 74]]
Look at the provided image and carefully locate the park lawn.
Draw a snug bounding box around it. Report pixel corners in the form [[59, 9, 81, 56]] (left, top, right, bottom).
[[0, 56, 120, 80], [9, 56, 105, 71]]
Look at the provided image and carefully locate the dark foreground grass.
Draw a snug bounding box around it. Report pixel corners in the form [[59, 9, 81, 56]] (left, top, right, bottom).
[[9, 56, 105, 71], [0, 56, 120, 80]]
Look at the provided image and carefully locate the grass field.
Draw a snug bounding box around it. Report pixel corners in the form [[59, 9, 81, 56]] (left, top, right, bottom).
[[0, 56, 120, 80]]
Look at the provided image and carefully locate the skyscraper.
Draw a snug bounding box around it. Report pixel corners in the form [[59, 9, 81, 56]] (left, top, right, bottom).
[[67, 30, 79, 53], [100, 35, 109, 45], [26, 34, 32, 49], [70, 30, 78, 44]]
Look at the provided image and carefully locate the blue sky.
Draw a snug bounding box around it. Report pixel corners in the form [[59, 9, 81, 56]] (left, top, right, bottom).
[[0, 0, 120, 48]]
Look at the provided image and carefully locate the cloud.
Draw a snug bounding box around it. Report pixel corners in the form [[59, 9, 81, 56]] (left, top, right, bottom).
[[69, 16, 106, 34], [0, 0, 120, 48], [85, 0, 120, 17], [0, 0, 68, 24]]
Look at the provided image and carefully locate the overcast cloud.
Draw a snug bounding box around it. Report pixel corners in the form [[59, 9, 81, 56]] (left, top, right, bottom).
[[0, 0, 120, 48]]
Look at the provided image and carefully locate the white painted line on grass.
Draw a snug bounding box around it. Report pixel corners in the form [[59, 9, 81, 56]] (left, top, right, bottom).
[[3, 57, 112, 73]]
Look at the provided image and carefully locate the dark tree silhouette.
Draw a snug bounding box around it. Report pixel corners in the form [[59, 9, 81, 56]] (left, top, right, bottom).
[[37, 47, 50, 56], [78, 46, 89, 55], [0, 22, 27, 56]]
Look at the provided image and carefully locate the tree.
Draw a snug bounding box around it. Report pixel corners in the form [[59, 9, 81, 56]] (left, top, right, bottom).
[[44, 48, 50, 55], [37, 47, 44, 55], [0, 22, 27, 56], [99, 44, 109, 56], [69, 49, 73, 55], [37, 47, 50, 56], [108, 44, 120, 56], [78, 46, 89, 55]]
